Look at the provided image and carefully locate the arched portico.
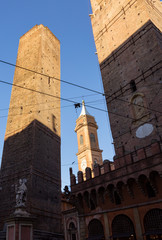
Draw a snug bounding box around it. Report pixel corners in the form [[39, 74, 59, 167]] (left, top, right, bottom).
[[87, 218, 105, 240], [144, 208, 162, 240], [111, 214, 136, 240]]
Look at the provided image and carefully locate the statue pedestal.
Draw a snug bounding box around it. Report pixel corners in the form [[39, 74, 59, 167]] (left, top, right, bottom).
[[6, 207, 34, 240]]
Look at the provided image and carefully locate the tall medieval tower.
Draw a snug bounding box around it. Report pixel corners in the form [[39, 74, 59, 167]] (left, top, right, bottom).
[[75, 101, 103, 173], [90, 0, 162, 158], [0, 25, 62, 238]]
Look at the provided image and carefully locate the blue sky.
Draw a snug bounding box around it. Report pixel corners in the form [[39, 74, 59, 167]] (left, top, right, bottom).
[[0, 0, 114, 189]]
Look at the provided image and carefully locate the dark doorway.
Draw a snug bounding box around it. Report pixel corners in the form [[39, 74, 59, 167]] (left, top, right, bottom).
[[69, 222, 77, 240]]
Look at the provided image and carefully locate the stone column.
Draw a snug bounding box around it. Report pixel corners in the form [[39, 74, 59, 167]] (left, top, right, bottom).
[[133, 207, 143, 240], [103, 213, 110, 240]]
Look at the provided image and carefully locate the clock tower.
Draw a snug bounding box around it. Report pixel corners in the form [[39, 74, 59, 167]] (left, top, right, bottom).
[[75, 101, 103, 173]]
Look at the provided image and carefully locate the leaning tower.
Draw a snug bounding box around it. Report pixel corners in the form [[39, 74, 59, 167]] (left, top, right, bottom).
[[0, 24, 62, 239], [90, 0, 162, 157]]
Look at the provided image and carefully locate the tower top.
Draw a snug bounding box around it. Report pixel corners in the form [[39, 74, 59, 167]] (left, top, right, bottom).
[[20, 24, 60, 43], [79, 100, 91, 117]]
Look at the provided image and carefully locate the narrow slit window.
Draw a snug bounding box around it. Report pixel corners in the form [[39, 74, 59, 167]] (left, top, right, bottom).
[[130, 80, 137, 92], [52, 114, 57, 132]]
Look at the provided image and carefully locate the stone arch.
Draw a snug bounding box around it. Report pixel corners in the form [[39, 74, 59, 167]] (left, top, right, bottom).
[[90, 189, 97, 210], [67, 220, 77, 240], [77, 193, 83, 209], [107, 184, 115, 203], [114, 191, 121, 205], [107, 184, 121, 205], [149, 171, 159, 193], [83, 191, 90, 209], [116, 181, 124, 200], [116, 181, 124, 189], [144, 208, 162, 239], [149, 170, 159, 180], [138, 174, 156, 198], [88, 218, 105, 240], [98, 186, 105, 204], [112, 214, 136, 240], [127, 178, 136, 198]]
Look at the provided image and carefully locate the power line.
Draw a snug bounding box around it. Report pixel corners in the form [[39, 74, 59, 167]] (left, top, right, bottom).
[[0, 59, 161, 115], [0, 59, 103, 96], [0, 104, 71, 119], [0, 78, 76, 104], [0, 99, 105, 119], [0, 77, 160, 129], [0, 93, 100, 112], [0, 78, 142, 124]]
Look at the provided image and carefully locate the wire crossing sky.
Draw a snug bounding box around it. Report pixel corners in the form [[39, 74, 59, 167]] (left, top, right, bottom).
[[0, 0, 115, 189]]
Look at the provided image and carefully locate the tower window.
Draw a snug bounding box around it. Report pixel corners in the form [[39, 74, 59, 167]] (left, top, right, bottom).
[[94, 159, 97, 167], [90, 133, 95, 143], [80, 135, 83, 145], [130, 80, 137, 92], [52, 114, 57, 132]]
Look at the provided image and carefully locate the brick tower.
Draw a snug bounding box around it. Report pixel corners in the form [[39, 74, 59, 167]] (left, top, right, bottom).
[[0, 25, 62, 239], [75, 101, 103, 173], [89, 0, 162, 158]]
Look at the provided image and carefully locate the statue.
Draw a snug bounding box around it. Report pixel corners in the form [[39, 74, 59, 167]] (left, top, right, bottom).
[[15, 179, 27, 207]]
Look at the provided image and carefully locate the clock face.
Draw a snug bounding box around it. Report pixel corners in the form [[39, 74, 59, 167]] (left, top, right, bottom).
[[136, 123, 154, 138], [81, 159, 87, 171]]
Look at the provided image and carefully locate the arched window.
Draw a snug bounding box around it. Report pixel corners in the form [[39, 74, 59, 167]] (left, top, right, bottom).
[[80, 135, 83, 145], [88, 219, 105, 240], [114, 191, 121, 205], [98, 187, 105, 204], [83, 191, 90, 209], [90, 133, 96, 147], [90, 189, 97, 210], [144, 209, 162, 240], [77, 193, 83, 209], [112, 214, 136, 240], [69, 222, 75, 229], [94, 158, 98, 167], [138, 175, 156, 198], [146, 182, 156, 198]]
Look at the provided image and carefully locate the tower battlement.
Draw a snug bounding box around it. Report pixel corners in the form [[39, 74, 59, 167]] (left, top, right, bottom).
[[70, 141, 162, 188]]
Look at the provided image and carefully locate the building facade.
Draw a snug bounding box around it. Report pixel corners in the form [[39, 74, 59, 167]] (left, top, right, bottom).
[[65, 1, 162, 240], [0, 25, 63, 239]]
